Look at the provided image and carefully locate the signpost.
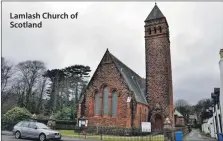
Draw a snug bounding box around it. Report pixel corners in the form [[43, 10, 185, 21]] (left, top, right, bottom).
[[141, 122, 151, 133], [78, 118, 88, 137], [78, 119, 88, 127]]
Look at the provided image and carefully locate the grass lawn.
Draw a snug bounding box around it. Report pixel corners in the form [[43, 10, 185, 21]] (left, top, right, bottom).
[[102, 135, 164, 141], [58, 130, 164, 141], [58, 130, 78, 136]]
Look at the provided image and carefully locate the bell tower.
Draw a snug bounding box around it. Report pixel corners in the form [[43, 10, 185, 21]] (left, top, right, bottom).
[[145, 4, 174, 130]]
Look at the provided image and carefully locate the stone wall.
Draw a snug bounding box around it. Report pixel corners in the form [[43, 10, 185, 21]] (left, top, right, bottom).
[[79, 52, 149, 128], [133, 103, 149, 128], [145, 17, 174, 125]]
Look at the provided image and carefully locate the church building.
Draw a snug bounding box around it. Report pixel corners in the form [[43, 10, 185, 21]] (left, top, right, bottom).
[[78, 4, 174, 131]]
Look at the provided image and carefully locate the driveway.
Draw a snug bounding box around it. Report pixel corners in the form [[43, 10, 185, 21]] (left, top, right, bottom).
[[183, 130, 217, 141], [1, 131, 100, 141]]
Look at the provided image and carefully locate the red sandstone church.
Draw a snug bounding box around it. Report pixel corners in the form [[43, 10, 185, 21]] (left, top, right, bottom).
[[77, 4, 174, 131]]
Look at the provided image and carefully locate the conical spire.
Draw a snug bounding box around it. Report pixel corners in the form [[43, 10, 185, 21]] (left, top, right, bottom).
[[145, 4, 165, 22]]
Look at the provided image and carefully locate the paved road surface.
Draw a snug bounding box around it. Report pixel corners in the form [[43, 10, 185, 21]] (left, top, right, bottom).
[[184, 130, 217, 141], [1, 131, 100, 141]]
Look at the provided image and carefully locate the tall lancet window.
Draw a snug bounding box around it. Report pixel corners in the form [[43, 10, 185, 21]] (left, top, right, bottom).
[[112, 91, 118, 116], [159, 26, 162, 33], [154, 27, 157, 34], [94, 92, 100, 115], [149, 28, 151, 35], [103, 87, 109, 116]]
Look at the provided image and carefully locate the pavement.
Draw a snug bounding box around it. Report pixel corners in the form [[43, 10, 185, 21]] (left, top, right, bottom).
[[1, 131, 100, 141], [183, 130, 217, 141]]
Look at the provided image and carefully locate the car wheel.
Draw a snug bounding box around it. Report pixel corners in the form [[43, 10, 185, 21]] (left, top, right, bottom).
[[15, 131, 21, 139], [39, 133, 46, 141]]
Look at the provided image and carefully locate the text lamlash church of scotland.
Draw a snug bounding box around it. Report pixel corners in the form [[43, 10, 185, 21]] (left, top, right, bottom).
[[9, 12, 78, 28], [10, 12, 73, 19]]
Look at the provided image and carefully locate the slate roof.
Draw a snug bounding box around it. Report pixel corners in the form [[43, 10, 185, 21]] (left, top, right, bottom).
[[145, 4, 165, 22], [110, 53, 148, 105], [174, 109, 183, 117]]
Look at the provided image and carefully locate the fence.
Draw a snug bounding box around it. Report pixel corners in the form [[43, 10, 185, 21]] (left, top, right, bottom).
[[71, 126, 190, 141]]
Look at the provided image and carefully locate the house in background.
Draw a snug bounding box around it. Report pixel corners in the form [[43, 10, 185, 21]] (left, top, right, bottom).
[[212, 88, 222, 136], [202, 119, 208, 134], [188, 114, 198, 126], [201, 87, 222, 138], [202, 117, 215, 138], [174, 109, 185, 127]]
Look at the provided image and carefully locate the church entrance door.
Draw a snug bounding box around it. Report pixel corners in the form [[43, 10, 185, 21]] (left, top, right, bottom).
[[154, 114, 163, 131]]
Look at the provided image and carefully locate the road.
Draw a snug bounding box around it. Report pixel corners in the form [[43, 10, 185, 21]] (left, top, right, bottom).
[[183, 130, 217, 141], [1, 131, 100, 141]]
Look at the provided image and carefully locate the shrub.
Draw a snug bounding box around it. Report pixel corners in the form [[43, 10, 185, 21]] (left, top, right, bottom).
[[3, 107, 32, 123], [55, 107, 72, 120]]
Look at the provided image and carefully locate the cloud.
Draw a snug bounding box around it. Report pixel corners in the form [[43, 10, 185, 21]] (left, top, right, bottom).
[[2, 2, 223, 105]]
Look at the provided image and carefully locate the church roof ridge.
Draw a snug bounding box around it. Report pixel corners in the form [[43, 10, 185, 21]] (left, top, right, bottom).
[[109, 52, 148, 105], [145, 4, 165, 22]]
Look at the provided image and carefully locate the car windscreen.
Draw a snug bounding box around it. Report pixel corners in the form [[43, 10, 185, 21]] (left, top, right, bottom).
[[15, 121, 23, 127], [36, 123, 49, 129]]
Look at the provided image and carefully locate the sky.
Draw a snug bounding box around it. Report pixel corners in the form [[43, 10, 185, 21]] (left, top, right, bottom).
[[2, 2, 223, 105]]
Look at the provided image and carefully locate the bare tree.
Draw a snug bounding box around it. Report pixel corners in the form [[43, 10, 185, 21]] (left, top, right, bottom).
[[16, 60, 46, 110], [35, 76, 49, 114], [1, 57, 15, 104], [194, 98, 213, 123], [175, 99, 192, 123], [13, 78, 27, 107], [175, 99, 189, 108]]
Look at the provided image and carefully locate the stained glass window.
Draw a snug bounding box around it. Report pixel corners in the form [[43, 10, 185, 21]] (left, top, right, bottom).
[[94, 92, 100, 115], [103, 87, 108, 116], [112, 91, 118, 116]]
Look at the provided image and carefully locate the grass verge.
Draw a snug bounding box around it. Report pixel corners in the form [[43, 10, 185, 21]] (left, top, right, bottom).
[[58, 130, 164, 141]]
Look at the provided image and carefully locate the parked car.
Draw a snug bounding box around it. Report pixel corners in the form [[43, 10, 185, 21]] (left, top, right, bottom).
[[12, 120, 61, 141]]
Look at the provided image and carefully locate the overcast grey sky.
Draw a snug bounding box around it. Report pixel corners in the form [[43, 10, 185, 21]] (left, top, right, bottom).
[[2, 2, 223, 105]]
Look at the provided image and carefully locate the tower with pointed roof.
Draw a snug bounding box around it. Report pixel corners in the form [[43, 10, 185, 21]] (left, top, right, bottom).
[[145, 4, 174, 130]]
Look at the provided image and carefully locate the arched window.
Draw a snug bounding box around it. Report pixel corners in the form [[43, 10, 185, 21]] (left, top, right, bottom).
[[103, 87, 109, 116], [139, 107, 142, 127], [154, 27, 157, 34], [149, 28, 151, 35], [94, 92, 100, 115], [112, 91, 118, 116], [159, 26, 162, 33]]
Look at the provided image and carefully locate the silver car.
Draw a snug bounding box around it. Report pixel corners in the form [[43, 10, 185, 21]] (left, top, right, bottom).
[[12, 120, 61, 141]]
